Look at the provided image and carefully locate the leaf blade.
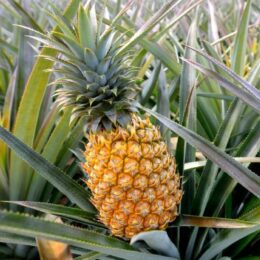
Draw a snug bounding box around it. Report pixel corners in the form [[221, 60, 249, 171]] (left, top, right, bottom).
[[137, 104, 260, 198], [0, 126, 95, 212]]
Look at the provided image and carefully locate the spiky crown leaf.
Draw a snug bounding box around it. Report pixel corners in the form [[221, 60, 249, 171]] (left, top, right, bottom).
[[35, 4, 140, 131]]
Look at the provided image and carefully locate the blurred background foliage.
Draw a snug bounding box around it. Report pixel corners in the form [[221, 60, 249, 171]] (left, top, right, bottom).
[[0, 0, 259, 259]]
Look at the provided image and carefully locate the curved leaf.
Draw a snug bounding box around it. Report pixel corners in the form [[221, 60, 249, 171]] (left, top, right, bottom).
[[116, 0, 182, 56], [178, 14, 197, 213], [3, 201, 100, 226], [6, 0, 43, 32], [102, 19, 181, 74], [182, 58, 260, 113], [0, 232, 88, 255], [185, 46, 260, 99], [184, 157, 260, 171], [137, 104, 260, 198], [74, 252, 102, 260], [199, 206, 260, 260], [9, 0, 81, 203], [173, 214, 259, 228], [131, 231, 180, 259], [0, 210, 172, 260], [0, 126, 95, 212], [0, 231, 35, 246]]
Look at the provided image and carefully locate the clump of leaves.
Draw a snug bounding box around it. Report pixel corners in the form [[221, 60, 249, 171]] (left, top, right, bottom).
[[0, 0, 259, 259]]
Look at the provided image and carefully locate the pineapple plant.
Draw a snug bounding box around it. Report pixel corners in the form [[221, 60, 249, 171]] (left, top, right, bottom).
[[37, 4, 182, 238], [0, 0, 259, 259]]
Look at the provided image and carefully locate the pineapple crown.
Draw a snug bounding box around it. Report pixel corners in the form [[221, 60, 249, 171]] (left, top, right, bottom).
[[33, 4, 140, 131]]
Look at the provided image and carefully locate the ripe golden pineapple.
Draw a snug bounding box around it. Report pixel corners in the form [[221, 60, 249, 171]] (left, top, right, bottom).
[[83, 114, 182, 238], [37, 3, 182, 238]]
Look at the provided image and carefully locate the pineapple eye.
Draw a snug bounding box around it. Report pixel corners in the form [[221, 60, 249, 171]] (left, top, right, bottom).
[[108, 155, 123, 173], [148, 173, 160, 187], [162, 154, 171, 168], [126, 188, 142, 202], [125, 226, 142, 239], [127, 141, 142, 160], [133, 174, 148, 190], [118, 173, 133, 187], [141, 143, 154, 159], [111, 141, 127, 157], [112, 210, 128, 225], [110, 186, 126, 201], [167, 179, 178, 194], [153, 157, 163, 173], [135, 201, 150, 217], [151, 200, 164, 214], [164, 195, 177, 211], [143, 188, 156, 202], [128, 214, 144, 228], [139, 159, 153, 176], [142, 129, 154, 142], [101, 199, 117, 212], [144, 214, 159, 229], [102, 170, 117, 185], [111, 228, 125, 238], [159, 211, 173, 228], [119, 201, 135, 215], [94, 182, 110, 194], [156, 184, 169, 199], [124, 157, 139, 176]]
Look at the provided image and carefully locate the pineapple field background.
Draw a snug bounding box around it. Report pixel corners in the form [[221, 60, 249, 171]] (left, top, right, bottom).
[[0, 0, 259, 259]]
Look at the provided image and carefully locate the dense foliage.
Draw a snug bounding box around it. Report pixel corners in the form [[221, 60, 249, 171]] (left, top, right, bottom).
[[0, 0, 259, 259]]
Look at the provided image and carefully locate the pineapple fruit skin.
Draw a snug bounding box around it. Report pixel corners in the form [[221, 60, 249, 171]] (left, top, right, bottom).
[[83, 114, 182, 238]]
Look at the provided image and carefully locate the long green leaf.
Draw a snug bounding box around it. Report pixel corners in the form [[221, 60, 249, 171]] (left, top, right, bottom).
[[0, 66, 18, 198], [0, 210, 173, 260], [27, 109, 72, 202], [182, 58, 260, 113], [199, 206, 260, 260], [0, 231, 35, 247], [0, 126, 95, 212], [154, 0, 204, 40], [187, 1, 254, 256], [186, 46, 260, 99], [140, 62, 161, 104], [174, 215, 259, 228], [137, 104, 260, 198], [0, 38, 18, 53], [4, 201, 100, 226], [194, 120, 260, 257], [6, 0, 43, 32], [9, 0, 81, 202], [116, 0, 182, 56], [78, 4, 95, 50], [102, 19, 181, 74], [74, 252, 102, 260], [178, 14, 197, 213], [231, 0, 251, 75], [199, 226, 259, 260], [0, 232, 88, 256], [41, 119, 85, 203], [184, 157, 260, 171], [157, 64, 170, 142], [0, 231, 88, 256]]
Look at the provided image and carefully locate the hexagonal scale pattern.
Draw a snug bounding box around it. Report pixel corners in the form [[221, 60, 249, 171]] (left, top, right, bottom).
[[83, 114, 182, 238]]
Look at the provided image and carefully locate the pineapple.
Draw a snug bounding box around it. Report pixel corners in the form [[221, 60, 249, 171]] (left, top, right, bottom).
[[38, 4, 182, 239], [83, 114, 182, 238]]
